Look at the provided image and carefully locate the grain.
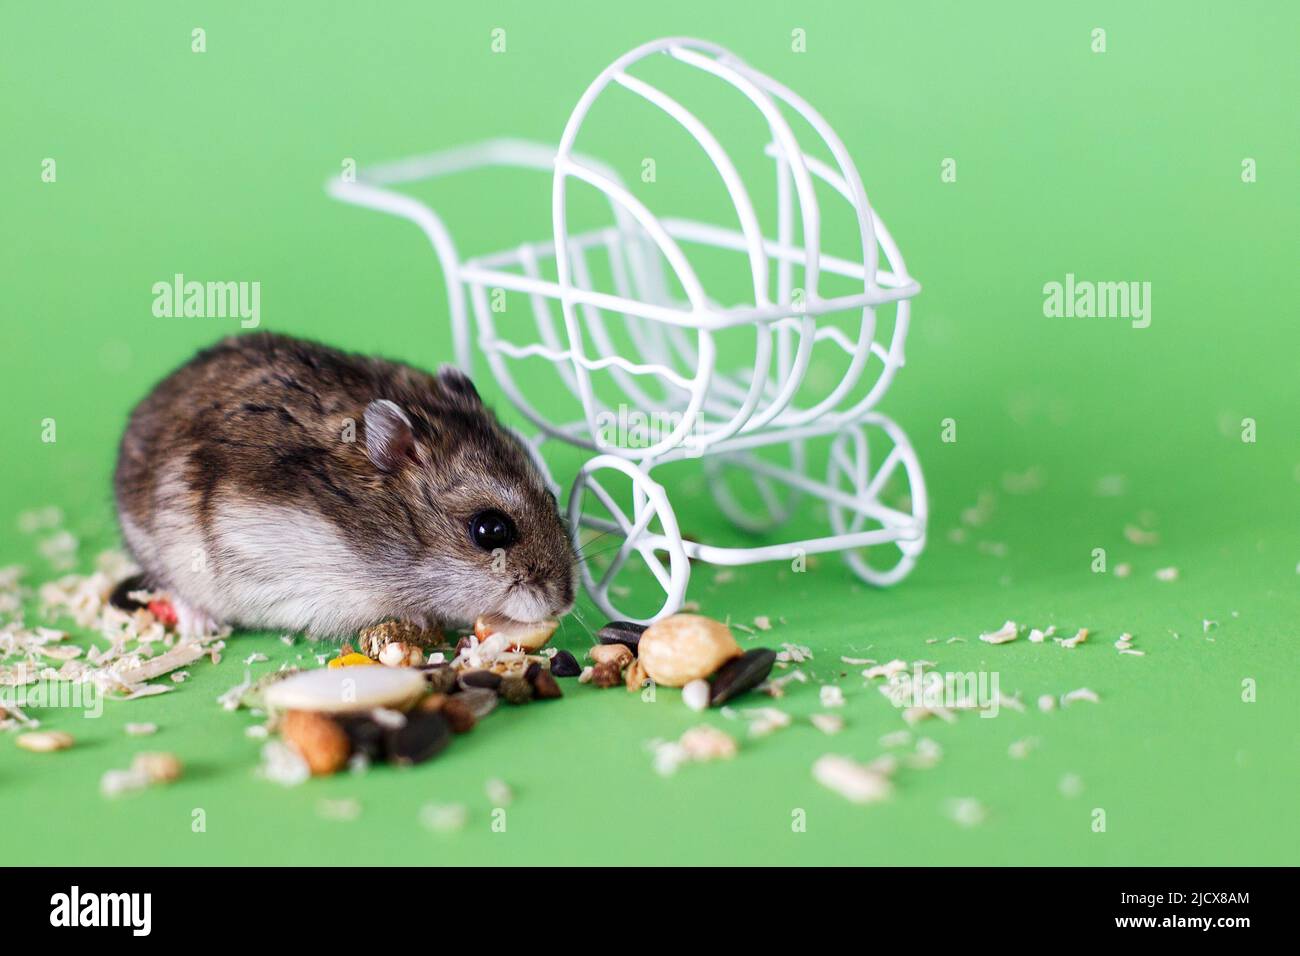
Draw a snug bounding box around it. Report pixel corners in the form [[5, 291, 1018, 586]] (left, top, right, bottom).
[[681, 678, 710, 711], [589, 643, 634, 668]]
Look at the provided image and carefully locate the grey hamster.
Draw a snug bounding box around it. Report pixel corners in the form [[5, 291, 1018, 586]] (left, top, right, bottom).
[[114, 332, 576, 637]]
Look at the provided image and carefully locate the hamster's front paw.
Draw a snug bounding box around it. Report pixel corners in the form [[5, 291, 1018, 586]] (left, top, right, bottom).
[[173, 599, 222, 639]]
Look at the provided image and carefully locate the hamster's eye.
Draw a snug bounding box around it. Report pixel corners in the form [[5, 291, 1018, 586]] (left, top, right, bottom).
[[469, 509, 518, 551]]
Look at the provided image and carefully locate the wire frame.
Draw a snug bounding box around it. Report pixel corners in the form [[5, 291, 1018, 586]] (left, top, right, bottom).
[[326, 36, 927, 621], [546, 37, 921, 460]]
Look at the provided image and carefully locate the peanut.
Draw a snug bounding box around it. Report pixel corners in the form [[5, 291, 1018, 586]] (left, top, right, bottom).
[[280, 710, 350, 776], [637, 614, 742, 687]]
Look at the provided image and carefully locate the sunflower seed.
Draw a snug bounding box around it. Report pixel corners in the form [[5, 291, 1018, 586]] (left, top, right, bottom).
[[597, 620, 646, 654], [549, 649, 581, 677], [708, 648, 776, 706]]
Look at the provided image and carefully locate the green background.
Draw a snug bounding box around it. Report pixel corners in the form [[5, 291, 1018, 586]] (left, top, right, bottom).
[[2, 0, 1297, 865]]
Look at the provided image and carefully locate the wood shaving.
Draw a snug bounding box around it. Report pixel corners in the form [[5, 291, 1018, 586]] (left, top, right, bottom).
[[760, 669, 807, 698], [124, 722, 157, 736], [978, 620, 1019, 645], [1055, 628, 1088, 649], [810, 713, 844, 735], [812, 754, 893, 804], [1001, 467, 1044, 494], [418, 803, 467, 833], [1008, 737, 1039, 759], [741, 706, 792, 738], [906, 737, 943, 769], [752, 615, 772, 631], [996, 692, 1026, 713], [0, 553, 228, 704], [1155, 566, 1179, 582], [100, 767, 150, 798], [1028, 625, 1056, 644], [1037, 694, 1057, 712], [257, 740, 310, 787], [681, 724, 739, 760], [840, 656, 876, 665], [819, 685, 845, 708], [1124, 524, 1160, 546], [879, 730, 913, 748], [1061, 687, 1100, 706], [217, 671, 254, 711], [485, 778, 513, 806], [960, 491, 995, 527], [1059, 773, 1084, 797], [863, 659, 907, 680], [947, 797, 987, 827], [1114, 563, 1132, 578], [775, 642, 812, 664], [901, 704, 956, 726], [651, 724, 738, 775], [317, 798, 362, 821]]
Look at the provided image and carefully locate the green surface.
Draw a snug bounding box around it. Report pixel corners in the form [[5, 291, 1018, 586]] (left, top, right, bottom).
[[2, 0, 1298, 865]]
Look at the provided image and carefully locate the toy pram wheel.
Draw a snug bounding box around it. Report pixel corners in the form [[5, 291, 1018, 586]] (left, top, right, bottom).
[[826, 415, 927, 586], [568, 455, 690, 624], [704, 442, 805, 533]]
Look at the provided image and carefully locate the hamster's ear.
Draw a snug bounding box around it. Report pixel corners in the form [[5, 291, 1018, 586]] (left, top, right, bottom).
[[363, 399, 416, 472], [437, 365, 482, 409]]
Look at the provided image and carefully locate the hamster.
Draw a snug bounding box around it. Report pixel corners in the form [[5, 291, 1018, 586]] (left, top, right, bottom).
[[113, 332, 577, 638]]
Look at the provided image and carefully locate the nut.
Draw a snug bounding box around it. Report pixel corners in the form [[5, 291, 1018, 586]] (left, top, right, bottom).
[[15, 730, 74, 753], [591, 660, 623, 688], [422, 665, 458, 693], [636, 614, 742, 687], [526, 662, 563, 700], [499, 675, 534, 704], [280, 710, 351, 776], [131, 751, 183, 784], [589, 643, 634, 669], [417, 692, 449, 713], [378, 641, 424, 668], [625, 659, 649, 693], [473, 616, 558, 651], [358, 620, 443, 659], [440, 697, 478, 733]]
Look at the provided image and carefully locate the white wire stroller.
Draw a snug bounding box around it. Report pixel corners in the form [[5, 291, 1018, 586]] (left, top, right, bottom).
[[328, 37, 926, 623]]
